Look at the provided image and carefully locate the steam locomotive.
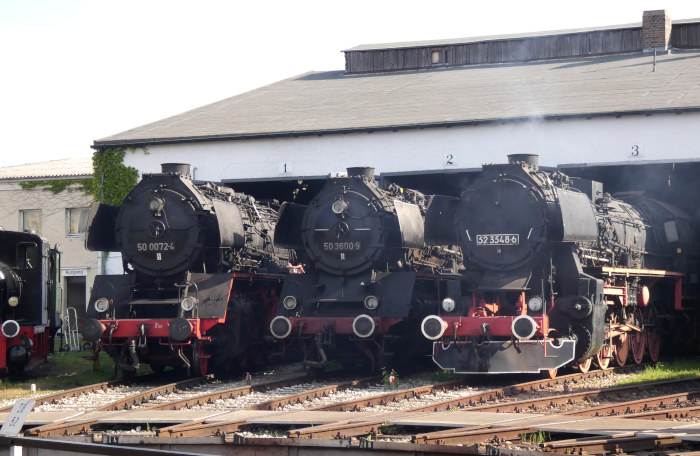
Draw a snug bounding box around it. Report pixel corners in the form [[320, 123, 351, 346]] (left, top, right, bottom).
[[81, 163, 288, 377], [422, 154, 698, 376], [270, 167, 462, 371], [0, 230, 60, 373]]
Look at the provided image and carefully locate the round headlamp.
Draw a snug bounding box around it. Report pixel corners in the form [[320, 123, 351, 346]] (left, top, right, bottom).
[[527, 296, 543, 313], [441, 297, 456, 313], [180, 296, 197, 312], [94, 298, 110, 313], [8, 296, 19, 307], [331, 199, 347, 214], [282, 295, 297, 310], [364, 295, 379, 310]]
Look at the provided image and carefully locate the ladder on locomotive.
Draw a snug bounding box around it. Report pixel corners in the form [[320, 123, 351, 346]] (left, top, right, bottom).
[[62, 307, 81, 351]]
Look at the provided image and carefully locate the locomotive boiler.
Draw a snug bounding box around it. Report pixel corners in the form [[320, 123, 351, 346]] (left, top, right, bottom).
[[270, 167, 462, 371], [422, 154, 698, 376], [81, 163, 288, 377], [0, 230, 60, 373]]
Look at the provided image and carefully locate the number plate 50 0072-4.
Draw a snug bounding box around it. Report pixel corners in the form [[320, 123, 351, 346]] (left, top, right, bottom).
[[476, 234, 519, 246]]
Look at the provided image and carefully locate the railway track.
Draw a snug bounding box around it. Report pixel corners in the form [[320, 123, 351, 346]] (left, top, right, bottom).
[[6, 363, 700, 454]]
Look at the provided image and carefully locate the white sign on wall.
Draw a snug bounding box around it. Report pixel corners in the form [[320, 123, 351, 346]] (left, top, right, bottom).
[[62, 268, 87, 277]]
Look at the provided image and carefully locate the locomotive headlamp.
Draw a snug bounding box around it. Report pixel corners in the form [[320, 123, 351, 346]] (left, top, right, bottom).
[[527, 296, 543, 313], [180, 296, 198, 312], [282, 295, 297, 310], [511, 315, 538, 340], [441, 297, 456, 313], [94, 298, 110, 313], [421, 315, 448, 340], [148, 196, 165, 214], [8, 296, 19, 307], [331, 199, 347, 214], [364, 295, 379, 310]]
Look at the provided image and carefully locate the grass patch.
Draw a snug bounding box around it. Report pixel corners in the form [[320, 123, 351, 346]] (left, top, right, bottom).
[[615, 360, 700, 386], [0, 346, 121, 400]]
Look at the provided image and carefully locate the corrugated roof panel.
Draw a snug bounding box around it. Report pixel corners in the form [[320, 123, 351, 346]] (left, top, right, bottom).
[[0, 157, 93, 180], [94, 50, 700, 148]]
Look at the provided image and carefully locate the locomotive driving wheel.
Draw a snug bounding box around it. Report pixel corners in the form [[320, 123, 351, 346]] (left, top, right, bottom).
[[630, 309, 646, 365], [614, 333, 629, 366], [574, 357, 592, 373], [595, 343, 612, 370], [645, 306, 661, 363]]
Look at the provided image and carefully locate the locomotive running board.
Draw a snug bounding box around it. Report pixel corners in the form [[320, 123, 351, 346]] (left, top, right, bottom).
[[431, 339, 575, 375]]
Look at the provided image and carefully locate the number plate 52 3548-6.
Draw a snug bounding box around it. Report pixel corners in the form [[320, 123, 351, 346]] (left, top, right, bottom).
[[475, 234, 519, 246]]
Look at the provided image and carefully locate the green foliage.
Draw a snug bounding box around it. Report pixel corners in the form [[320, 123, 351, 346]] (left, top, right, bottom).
[[615, 360, 700, 386], [431, 369, 463, 383], [19, 178, 92, 194], [521, 430, 550, 444], [91, 148, 139, 204], [381, 367, 400, 388]]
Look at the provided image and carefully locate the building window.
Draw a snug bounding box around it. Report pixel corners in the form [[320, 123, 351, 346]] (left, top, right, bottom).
[[19, 209, 42, 234], [66, 207, 90, 237], [431, 48, 448, 65]]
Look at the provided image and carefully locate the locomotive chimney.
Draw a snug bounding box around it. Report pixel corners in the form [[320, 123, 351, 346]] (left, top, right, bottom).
[[346, 167, 375, 180], [507, 154, 538, 169], [161, 163, 191, 177]]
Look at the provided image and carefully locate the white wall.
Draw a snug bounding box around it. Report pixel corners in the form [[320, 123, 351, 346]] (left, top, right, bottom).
[[121, 112, 700, 182]]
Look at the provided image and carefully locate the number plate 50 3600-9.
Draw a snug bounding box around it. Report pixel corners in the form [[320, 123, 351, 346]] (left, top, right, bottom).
[[475, 234, 519, 245]]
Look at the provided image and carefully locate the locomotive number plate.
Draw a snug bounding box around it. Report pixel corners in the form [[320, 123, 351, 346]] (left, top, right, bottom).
[[323, 241, 361, 251], [136, 242, 175, 251], [476, 234, 519, 246]]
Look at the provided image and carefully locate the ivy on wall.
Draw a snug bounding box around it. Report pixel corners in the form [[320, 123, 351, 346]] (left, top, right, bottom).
[[91, 148, 139, 205], [17, 148, 138, 205], [19, 178, 92, 194]]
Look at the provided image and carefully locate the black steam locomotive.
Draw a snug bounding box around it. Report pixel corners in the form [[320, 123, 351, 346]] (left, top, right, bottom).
[[422, 154, 698, 375], [0, 230, 60, 373], [270, 167, 462, 371], [81, 164, 288, 377]]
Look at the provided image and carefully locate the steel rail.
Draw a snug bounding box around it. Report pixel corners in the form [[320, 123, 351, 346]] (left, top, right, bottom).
[[155, 376, 380, 437], [542, 433, 683, 454], [287, 365, 645, 439], [0, 380, 126, 413], [26, 375, 214, 436]]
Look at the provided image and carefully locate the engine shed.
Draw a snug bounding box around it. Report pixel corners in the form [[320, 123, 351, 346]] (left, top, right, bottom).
[[93, 9, 700, 212]]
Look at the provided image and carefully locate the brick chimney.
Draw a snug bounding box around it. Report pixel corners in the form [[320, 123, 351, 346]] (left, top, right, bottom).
[[642, 10, 671, 52]]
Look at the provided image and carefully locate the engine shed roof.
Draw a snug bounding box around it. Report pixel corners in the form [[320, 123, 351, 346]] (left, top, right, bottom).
[[94, 49, 700, 149], [0, 157, 93, 181]]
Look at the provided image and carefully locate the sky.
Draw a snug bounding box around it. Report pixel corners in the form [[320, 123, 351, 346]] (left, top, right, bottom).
[[1, 1, 698, 167]]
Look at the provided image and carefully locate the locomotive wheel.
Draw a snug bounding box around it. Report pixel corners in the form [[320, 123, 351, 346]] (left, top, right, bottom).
[[647, 329, 661, 362], [192, 341, 209, 377], [630, 331, 646, 365], [645, 306, 661, 363], [614, 333, 629, 366], [595, 344, 612, 370], [575, 357, 592, 373], [543, 368, 558, 379]]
